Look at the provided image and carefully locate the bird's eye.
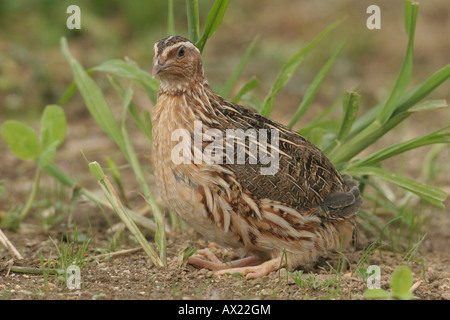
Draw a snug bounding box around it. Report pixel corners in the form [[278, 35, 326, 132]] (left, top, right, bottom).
[[177, 46, 186, 58]]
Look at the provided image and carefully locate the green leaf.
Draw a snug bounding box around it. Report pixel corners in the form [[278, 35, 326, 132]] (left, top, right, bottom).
[[61, 38, 127, 156], [336, 91, 360, 141], [390, 266, 414, 300], [221, 36, 259, 98], [167, 0, 175, 35], [364, 288, 391, 300], [231, 76, 260, 104], [376, 1, 418, 124], [186, 0, 200, 43], [344, 166, 447, 207], [348, 127, 450, 169], [93, 59, 159, 104], [195, 0, 230, 52], [330, 112, 410, 166], [260, 18, 344, 117], [38, 140, 59, 167], [351, 64, 450, 138], [2, 121, 41, 160], [288, 40, 347, 128], [93, 59, 158, 92], [0, 180, 5, 198], [409, 99, 448, 112], [40, 105, 66, 151], [107, 75, 152, 143]]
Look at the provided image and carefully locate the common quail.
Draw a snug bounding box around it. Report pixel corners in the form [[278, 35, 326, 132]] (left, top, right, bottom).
[[151, 36, 362, 279]]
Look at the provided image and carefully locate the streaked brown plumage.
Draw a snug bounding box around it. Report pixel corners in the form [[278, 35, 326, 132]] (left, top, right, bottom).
[[151, 36, 362, 279]]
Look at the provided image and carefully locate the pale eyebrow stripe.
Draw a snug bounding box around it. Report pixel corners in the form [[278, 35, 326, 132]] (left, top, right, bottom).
[[161, 41, 200, 57]]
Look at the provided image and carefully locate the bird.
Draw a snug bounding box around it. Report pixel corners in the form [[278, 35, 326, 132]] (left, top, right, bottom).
[[151, 35, 362, 279]]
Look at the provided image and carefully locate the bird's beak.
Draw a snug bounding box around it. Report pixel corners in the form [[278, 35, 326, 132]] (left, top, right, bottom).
[[152, 58, 172, 77]]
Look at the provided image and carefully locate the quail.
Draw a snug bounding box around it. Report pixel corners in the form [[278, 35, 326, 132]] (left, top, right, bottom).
[[151, 36, 362, 279]]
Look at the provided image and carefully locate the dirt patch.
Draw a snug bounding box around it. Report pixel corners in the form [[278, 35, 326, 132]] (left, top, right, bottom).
[[1, 207, 449, 300]]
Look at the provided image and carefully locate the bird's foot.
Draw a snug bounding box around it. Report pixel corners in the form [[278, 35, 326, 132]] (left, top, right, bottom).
[[214, 257, 283, 279], [187, 248, 261, 271]]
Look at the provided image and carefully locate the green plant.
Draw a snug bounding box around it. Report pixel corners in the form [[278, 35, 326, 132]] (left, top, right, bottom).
[[49, 223, 91, 271], [1, 105, 66, 230], [365, 265, 414, 300]]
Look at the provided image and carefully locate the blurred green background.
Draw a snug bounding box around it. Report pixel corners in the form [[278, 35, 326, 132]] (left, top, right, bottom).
[[1, 0, 449, 122]]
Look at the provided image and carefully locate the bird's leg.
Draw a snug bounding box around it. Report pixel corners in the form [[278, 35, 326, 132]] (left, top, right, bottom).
[[214, 256, 284, 279], [187, 248, 262, 271]]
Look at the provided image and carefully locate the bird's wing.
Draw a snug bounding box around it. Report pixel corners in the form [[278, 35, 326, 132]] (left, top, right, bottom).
[[209, 98, 350, 212]]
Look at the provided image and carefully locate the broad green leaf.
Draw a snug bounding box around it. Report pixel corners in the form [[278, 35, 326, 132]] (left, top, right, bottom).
[[344, 166, 447, 207], [288, 41, 347, 128], [38, 140, 59, 167], [364, 288, 391, 300], [376, 1, 418, 124], [195, 0, 230, 52], [222, 36, 259, 98], [1, 121, 41, 160], [40, 105, 66, 151], [390, 266, 414, 300], [260, 18, 344, 117]]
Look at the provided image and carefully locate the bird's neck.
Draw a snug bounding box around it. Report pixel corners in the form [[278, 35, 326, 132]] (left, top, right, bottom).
[[153, 79, 219, 131]]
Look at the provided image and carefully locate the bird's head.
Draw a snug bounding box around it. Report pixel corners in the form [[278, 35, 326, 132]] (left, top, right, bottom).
[[152, 36, 205, 92]]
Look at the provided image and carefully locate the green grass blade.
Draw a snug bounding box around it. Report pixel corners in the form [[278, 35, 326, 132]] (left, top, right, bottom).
[[119, 87, 167, 263], [92, 59, 159, 104], [409, 99, 447, 112], [299, 121, 340, 138], [323, 91, 359, 155], [376, 1, 418, 124], [260, 18, 344, 117], [348, 127, 450, 169], [221, 36, 259, 98], [231, 76, 260, 104], [288, 41, 346, 128], [351, 65, 450, 138], [90, 162, 164, 267], [336, 91, 360, 142], [195, 0, 230, 53], [61, 38, 127, 155], [108, 75, 152, 143], [186, 0, 200, 43], [167, 0, 175, 35], [298, 97, 341, 134], [345, 166, 447, 207], [330, 112, 410, 166]]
